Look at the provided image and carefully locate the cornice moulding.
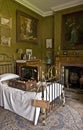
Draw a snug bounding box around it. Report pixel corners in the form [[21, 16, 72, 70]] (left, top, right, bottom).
[[15, 0, 44, 16], [15, 0, 83, 17], [52, 0, 83, 12]]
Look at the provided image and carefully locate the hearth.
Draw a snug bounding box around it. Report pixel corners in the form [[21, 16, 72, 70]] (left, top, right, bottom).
[[64, 66, 83, 88]]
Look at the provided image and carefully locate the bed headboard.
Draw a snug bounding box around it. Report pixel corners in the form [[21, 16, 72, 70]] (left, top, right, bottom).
[[0, 53, 14, 74]]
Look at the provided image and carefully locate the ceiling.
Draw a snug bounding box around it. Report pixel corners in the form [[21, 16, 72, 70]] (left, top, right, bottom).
[[15, 0, 83, 16]]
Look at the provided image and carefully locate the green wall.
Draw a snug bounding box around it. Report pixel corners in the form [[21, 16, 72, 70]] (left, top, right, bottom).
[[0, 0, 53, 61], [0, 0, 82, 62], [39, 16, 54, 61]]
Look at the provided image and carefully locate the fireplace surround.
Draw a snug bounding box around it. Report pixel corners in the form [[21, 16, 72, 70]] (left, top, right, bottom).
[[55, 56, 83, 88], [64, 66, 83, 88]]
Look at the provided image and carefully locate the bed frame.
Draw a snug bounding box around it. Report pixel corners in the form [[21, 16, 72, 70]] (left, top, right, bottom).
[[0, 53, 14, 74], [0, 53, 65, 125], [33, 65, 65, 125]]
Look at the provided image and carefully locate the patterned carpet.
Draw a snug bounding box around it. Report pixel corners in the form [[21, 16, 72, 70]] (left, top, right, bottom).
[[0, 88, 83, 130]]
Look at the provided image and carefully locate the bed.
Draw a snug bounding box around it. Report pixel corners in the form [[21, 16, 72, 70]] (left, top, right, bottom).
[[0, 53, 65, 125]]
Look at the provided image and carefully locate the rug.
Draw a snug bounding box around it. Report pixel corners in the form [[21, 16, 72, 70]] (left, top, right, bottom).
[[65, 88, 83, 102], [0, 89, 83, 130]]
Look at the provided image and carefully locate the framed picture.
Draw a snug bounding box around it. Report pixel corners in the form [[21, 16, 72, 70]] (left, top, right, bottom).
[[46, 39, 53, 48], [26, 49, 32, 56], [26, 49, 32, 60], [61, 10, 83, 50], [0, 17, 12, 46], [0, 17, 12, 29], [16, 10, 38, 43], [1, 36, 11, 46]]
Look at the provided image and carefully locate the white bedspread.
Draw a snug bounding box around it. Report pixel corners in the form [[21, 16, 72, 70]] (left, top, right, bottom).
[[0, 82, 63, 125]]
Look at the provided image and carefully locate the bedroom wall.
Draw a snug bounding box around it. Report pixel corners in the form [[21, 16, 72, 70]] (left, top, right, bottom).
[[0, 0, 53, 61], [0, 0, 82, 64]]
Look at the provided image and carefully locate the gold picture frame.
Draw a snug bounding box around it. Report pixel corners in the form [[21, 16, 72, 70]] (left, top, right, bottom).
[[16, 10, 38, 43], [0, 16, 12, 46], [61, 10, 83, 50], [0, 17, 12, 29], [1, 36, 11, 46]]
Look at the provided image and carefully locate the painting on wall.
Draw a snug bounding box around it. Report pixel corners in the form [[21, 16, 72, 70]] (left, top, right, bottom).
[[46, 39, 53, 48], [16, 10, 38, 43], [61, 11, 83, 50], [0, 17, 12, 28], [0, 17, 12, 46], [1, 36, 11, 46]]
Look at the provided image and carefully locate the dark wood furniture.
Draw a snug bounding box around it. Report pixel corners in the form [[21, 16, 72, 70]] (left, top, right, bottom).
[[16, 59, 42, 80]]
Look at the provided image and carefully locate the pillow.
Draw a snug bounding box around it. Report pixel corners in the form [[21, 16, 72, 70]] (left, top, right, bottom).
[[0, 73, 19, 82]]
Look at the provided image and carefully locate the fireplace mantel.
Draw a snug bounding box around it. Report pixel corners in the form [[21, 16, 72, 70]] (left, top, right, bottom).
[[55, 55, 83, 79]]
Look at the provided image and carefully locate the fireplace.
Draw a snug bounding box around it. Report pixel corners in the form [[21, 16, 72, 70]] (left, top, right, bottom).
[[64, 66, 83, 88], [55, 56, 83, 88]]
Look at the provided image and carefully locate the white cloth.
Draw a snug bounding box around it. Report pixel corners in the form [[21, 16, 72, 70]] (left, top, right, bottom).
[[0, 82, 63, 125], [0, 82, 37, 121]]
